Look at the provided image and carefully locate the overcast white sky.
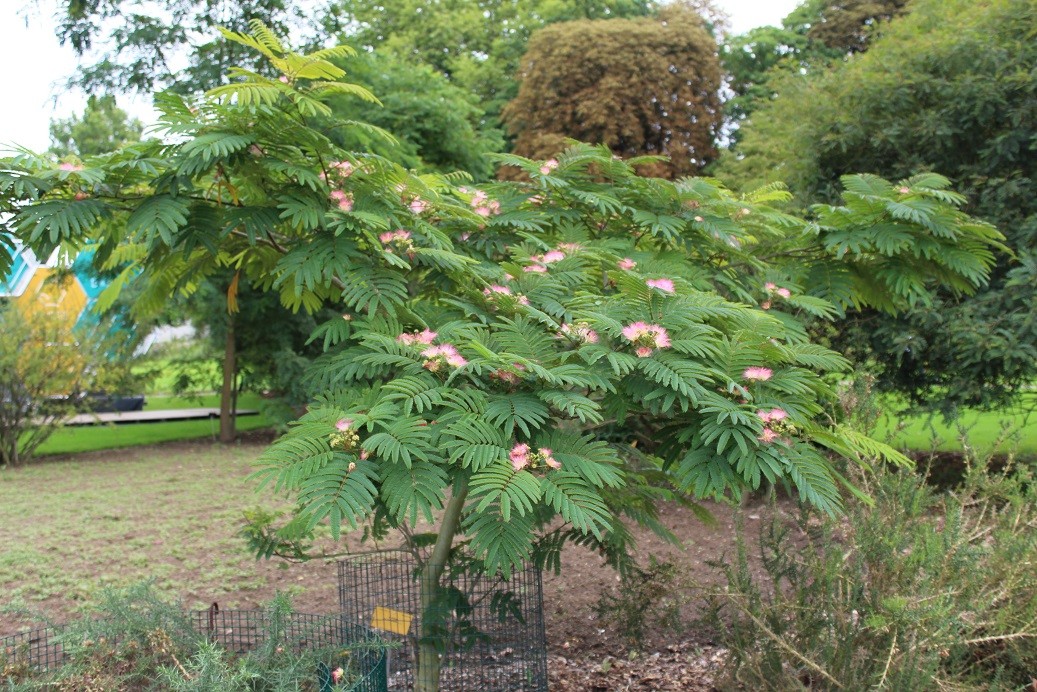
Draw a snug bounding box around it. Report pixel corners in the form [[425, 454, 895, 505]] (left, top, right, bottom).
[[0, 0, 800, 153]]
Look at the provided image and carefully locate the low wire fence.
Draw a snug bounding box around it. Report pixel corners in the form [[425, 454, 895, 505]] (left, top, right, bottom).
[[338, 550, 548, 691], [1, 609, 387, 691]]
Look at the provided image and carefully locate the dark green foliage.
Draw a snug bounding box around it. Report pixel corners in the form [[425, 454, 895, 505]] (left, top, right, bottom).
[[716, 0, 1037, 412], [327, 0, 654, 125], [504, 7, 722, 177], [722, 0, 908, 132], [323, 51, 504, 180], [804, 0, 909, 54], [704, 460, 1037, 690]]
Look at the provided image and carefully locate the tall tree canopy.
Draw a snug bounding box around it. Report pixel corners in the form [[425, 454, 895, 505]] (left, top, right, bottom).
[[715, 0, 1036, 412], [721, 0, 909, 128], [503, 6, 722, 178], [327, 0, 654, 120], [54, 0, 312, 93], [324, 51, 504, 180]]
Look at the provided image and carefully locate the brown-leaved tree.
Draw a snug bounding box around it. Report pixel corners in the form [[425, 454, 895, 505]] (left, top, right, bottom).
[[503, 6, 721, 178]]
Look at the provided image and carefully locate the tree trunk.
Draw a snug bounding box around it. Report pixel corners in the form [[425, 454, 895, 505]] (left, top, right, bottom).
[[219, 315, 237, 443], [414, 479, 469, 692]]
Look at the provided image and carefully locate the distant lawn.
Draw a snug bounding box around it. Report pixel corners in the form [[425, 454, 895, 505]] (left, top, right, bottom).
[[37, 392, 274, 456], [874, 393, 1037, 459], [0, 441, 350, 634]]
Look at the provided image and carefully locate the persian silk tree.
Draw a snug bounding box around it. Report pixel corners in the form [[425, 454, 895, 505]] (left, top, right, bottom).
[[0, 23, 1004, 692]]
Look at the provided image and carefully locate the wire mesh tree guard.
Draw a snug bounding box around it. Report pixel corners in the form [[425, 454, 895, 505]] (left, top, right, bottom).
[[338, 549, 548, 691], [0, 609, 387, 691]]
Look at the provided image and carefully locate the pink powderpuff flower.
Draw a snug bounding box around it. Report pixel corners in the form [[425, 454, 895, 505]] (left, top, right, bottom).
[[278, 75, 290, 84], [74, 191, 90, 200], [557, 243, 581, 253], [379, 229, 411, 244], [491, 368, 520, 385], [618, 258, 637, 270], [527, 195, 543, 205], [758, 428, 779, 444], [335, 419, 353, 432], [422, 344, 467, 369], [524, 264, 547, 274], [359, 449, 370, 460], [397, 328, 437, 346], [898, 186, 910, 194], [761, 301, 772, 310], [622, 322, 671, 356], [693, 215, 704, 223], [331, 160, 354, 177], [409, 198, 428, 214], [539, 159, 558, 175], [518, 295, 530, 305], [559, 323, 599, 345], [329, 190, 353, 212], [646, 278, 675, 294], [474, 206, 492, 217], [484, 284, 513, 296], [58, 162, 83, 172], [622, 322, 651, 341], [471, 190, 488, 205], [510, 443, 530, 471], [542, 448, 561, 469], [757, 408, 787, 423], [743, 367, 773, 381], [775, 287, 791, 299], [764, 282, 777, 291], [542, 250, 565, 264], [332, 667, 345, 683]]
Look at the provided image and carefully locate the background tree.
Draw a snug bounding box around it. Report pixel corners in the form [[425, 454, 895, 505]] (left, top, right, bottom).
[[721, 0, 908, 131], [714, 0, 1036, 412], [324, 51, 504, 181], [49, 94, 143, 158], [503, 6, 722, 178], [54, 0, 311, 94], [327, 0, 655, 131]]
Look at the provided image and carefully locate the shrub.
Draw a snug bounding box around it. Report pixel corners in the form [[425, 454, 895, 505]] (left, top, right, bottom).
[[1, 583, 382, 691], [593, 555, 689, 646], [703, 458, 1037, 690], [0, 304, 113, 467]]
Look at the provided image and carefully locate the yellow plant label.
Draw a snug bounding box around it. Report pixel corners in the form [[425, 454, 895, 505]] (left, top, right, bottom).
[[370, 606, 413, 635]]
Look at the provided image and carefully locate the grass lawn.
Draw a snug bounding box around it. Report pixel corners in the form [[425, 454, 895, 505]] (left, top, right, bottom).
[[37, 392, 274, 456], [0, 441, 348, 635], [873, 393, 1037, 459]]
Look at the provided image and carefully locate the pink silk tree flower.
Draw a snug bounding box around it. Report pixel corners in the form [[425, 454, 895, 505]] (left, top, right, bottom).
[[646, 278, 675, 294], [743, 366, 773, 381]]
